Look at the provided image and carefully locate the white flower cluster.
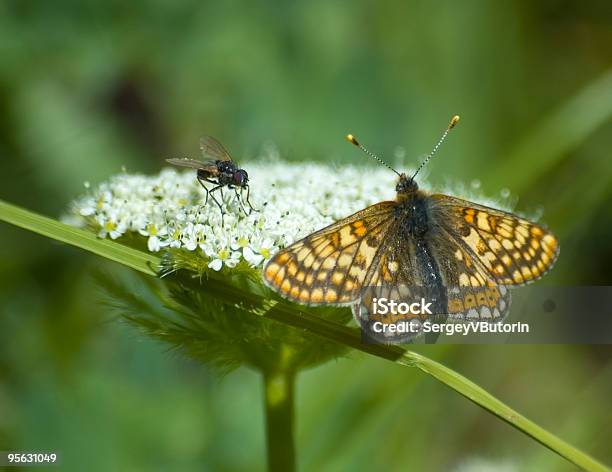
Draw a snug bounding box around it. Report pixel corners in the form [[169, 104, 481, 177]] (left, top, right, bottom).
[[66, 159, 512, 271]]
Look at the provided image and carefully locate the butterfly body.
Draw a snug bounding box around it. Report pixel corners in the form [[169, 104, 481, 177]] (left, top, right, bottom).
[[391, 176, 449, 314]]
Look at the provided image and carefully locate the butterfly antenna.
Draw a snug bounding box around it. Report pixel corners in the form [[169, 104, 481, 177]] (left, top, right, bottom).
[[411, 115, 460, 180], [345, 134, 401, 176]]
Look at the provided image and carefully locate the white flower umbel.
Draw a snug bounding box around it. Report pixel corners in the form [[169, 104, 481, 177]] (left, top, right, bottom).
[[66, 161, 513, 271]]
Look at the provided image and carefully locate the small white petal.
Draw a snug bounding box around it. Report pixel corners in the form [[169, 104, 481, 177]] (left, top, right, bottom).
[[208, 259, 223, 271], [79, 206, 96, 216], [147, 236, 161, 252], [183, 240, 198, 251], [225, 259, 239, 268], [243, 247, 264, 267]]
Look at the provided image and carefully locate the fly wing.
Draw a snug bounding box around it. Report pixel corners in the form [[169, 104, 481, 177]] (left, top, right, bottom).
[[200, 136, 233, 162], [166, 158, 214, 170]]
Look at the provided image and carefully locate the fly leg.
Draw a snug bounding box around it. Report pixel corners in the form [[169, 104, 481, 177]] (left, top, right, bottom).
[[198, 177, 226, 224], [196, 177, 211, 206], [234, 189, 249, 216], [244, 185, 258, 214], [207, 184, 226, 225]]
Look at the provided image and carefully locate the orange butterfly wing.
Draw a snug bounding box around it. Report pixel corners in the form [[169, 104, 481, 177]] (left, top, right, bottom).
[[429, 194, 559, 286], [263, 202, 396, 305]]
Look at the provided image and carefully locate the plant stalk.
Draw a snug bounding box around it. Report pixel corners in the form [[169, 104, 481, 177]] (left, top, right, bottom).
[[263, 369, 296, 472]]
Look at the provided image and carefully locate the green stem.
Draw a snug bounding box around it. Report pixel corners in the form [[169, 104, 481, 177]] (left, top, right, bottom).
[[0, 200, 158, 276], [0, 200, 609, 472], [263, 369, 296, 472]]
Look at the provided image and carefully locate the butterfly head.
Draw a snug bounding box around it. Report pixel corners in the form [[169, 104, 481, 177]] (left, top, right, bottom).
[[396, 173, 418, 196]]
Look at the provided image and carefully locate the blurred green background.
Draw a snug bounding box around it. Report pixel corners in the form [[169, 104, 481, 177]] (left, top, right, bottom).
[[1, 1, 611, 470]]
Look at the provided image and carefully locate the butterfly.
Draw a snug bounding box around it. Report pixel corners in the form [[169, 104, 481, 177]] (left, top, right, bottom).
[[166, 136, 256, 223], [263, 116, 559, 338]]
